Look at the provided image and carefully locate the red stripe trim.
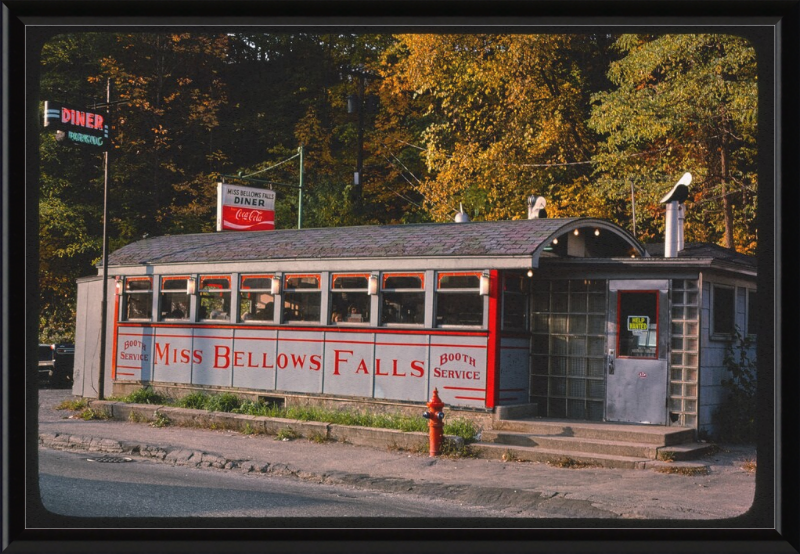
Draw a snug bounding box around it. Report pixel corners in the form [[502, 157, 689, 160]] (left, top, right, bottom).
[[443, 386, 485, 392], [117, 372, 135, 377], [116, 366, 142, 370], [111, 288, 120, 380], [454, 396, 485, 401], [117, 322, 488, 338]]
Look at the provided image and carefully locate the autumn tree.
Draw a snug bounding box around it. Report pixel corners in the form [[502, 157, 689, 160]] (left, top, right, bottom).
[[588, 34, 758, 252], [379, 34, 614, 222]]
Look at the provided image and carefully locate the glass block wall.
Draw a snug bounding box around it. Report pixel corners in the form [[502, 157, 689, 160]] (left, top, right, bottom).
[[530, 279, 607, 421], [669, 279, 700, 427]]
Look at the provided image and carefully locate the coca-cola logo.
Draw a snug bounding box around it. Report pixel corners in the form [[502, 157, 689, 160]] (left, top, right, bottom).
[[234, 208, 264, 223]]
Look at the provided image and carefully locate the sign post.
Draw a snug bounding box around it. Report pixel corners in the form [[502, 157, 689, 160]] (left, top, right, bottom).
[[216, 183, 277, 231]]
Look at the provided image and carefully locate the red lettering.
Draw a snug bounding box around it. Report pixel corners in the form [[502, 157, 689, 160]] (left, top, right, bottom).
[[180, 348, 190, 364], [433, 367, 441, 378], [214, 345, 230, 369], [375, 358, 389, 376], [277, 353, 288, 369], [262, 352, 274, 369], [356, 359, 369, 374], [391, 359, 405, 377], [75, 111, 85, 126], [94, 114, 104, 129], [155, 342, 170, 365], [290, 354, 306, 369], [192, 349, 203, 364], [234, 351, 245, 367], [86, 113, 94, 128], [309, 354, 322, 371], [333, 350, 352, 376], [410, 360, 425, 378]]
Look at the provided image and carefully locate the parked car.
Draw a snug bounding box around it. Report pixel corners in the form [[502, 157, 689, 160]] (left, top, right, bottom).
[[38, 343, 75, 388]]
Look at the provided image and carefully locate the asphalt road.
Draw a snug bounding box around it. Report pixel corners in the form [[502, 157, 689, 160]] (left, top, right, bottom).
[[38, 449, 512, 519]]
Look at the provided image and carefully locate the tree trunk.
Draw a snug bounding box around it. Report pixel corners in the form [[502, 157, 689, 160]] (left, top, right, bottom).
[[720, 141, 735, 250]]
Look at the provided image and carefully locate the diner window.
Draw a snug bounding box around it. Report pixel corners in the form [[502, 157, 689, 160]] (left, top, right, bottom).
[[283, 274, 321, 323], [502, 272, 528, 331], [435, 272, 483, 327], [122, 277, 152, 321], [747, 289, 757, 336], [330, 274, 370, 324], [381, 273, 425, 325], [160, 276, 191, 320], [240, 275, 275, 322], [198, 275, 231, 321], [712, 285, 735, 337]]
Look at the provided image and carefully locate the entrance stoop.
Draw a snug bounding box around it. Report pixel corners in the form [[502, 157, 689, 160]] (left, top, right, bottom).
[[473, 416, 715, 470]]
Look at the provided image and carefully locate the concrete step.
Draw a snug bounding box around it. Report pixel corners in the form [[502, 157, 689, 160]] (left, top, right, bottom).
[[491, 418, 695, 446], [656, 442, 718, 461], [470, 442, 652, 470], [480, 429, 660, 459]]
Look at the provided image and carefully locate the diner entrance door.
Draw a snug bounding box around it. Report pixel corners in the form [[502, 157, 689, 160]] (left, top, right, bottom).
[[605, 280, 669, 425]]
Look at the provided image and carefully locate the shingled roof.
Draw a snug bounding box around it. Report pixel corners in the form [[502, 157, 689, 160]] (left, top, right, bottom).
[[106, 217, 644, 267]]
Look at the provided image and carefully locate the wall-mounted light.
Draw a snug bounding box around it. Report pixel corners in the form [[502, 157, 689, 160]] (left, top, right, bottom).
[[573, 228, 580, 236], [479, 273, 490, 296], [527, 268, 534, 278], [368, 274, 379, 295], [552, 238, 558, 245], [271, 277, 282, 295], [594, 229, 600, 236], [186, 277, 196, 295], [115, 277, 124, 295]]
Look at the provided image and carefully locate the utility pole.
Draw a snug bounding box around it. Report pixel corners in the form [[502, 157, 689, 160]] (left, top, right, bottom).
[[97, 78, 111, 399], [298, 145, 304, 229]]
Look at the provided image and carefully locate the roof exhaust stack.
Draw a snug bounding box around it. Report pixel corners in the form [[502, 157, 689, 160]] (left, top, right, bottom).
[[660, 172, 691, 258], [454, 203, 470, 223], [528, 195, 547, 219]]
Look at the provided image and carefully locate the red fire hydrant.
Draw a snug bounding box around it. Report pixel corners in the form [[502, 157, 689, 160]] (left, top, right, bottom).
[[422, 388, 445, 457]]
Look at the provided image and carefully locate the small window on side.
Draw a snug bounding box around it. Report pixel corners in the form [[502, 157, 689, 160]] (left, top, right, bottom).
[[283, 274, 321, 323], [198, 275, 231, 321], [435, 272, 483, 327], [712, 285, 736, 337], [330, 274, 370, 325], [381, 273, 424, 325]]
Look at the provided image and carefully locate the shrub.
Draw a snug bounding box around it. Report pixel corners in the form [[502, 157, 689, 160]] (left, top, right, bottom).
[[123, 387, 168, 405], [712, 329, 757, 443], [175, 391, 209, 410], [204, 392, 242, 413]]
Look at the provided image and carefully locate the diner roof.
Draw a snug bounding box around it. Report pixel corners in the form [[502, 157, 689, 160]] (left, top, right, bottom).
[[105, 218, 646, 269]]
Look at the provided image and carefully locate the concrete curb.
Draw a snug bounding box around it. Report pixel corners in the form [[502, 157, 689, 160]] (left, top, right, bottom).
[[86, 399, 465, 452]]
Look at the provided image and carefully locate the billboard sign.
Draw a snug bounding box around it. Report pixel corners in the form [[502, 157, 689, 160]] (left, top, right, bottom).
[[43, 101, 110, 150], [216, 183, 276, 231]]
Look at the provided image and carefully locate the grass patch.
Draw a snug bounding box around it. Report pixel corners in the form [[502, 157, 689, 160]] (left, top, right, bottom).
[[150, 411, 171, 428], [276, 427, 299, 441], [654, 465, 709, 476], [128, 411, 148, 423], [741, 458, 757, 473], [78, 407, 110, 421], [121, 387, 169, 405], [56, 398, 89, 411], [115, 387, 481, 442], [308, 431, 329, 444], [547, 456, 596, 469]]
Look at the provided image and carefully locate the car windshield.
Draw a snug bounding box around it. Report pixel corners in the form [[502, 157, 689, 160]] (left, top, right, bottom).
[[38, 345, 53, 361]]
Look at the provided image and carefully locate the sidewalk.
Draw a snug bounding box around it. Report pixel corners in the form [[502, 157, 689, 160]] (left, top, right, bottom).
[[36, 389, 757, 520]]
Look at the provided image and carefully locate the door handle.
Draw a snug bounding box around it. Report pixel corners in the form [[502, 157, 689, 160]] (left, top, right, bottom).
[[607, 354, 615, 375]]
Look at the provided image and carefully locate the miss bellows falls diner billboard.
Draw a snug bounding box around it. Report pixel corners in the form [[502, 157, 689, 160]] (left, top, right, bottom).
[[217, 183, 276, 232]]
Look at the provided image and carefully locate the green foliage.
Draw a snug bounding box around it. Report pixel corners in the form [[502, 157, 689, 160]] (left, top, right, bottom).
[[275, 427, 299, 441], [78, 407, 111, 420], [204, 392, 242, 413], [713, 329, 757, 443], [121, 387, 168, 405], [175, 391, 210, 410], [56, 398, 89, 411], [151, 410, 171, 428]]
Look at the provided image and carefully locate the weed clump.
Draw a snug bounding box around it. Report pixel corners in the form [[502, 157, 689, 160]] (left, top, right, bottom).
[[122, 387, 168, 405]]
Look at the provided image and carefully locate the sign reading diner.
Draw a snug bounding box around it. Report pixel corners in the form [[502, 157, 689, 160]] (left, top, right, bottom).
[[216, 183, 276, 232]]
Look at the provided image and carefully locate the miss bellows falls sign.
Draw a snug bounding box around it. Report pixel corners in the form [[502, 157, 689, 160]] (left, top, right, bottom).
[[217, 183, 276, 231], [43, 101, 110, 150]]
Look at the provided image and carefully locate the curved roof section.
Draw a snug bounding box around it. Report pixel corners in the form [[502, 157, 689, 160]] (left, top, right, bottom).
[[105, 218, 646, 267]]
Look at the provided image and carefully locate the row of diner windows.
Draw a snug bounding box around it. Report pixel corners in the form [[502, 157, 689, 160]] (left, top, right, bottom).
[[119, 272, 528, 329]]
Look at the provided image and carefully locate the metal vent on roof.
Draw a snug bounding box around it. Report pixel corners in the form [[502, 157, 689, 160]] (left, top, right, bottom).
[[87, 456, 134, 463]]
